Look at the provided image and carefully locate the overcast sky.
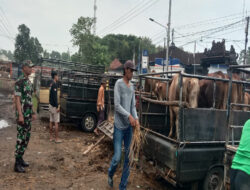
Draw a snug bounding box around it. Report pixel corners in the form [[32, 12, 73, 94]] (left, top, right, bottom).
[[0, 0, 249, 55]]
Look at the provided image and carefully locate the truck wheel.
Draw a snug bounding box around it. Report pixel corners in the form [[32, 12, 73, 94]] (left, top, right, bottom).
[[81, 113, 96, 132], [203, 167, 224, 190]]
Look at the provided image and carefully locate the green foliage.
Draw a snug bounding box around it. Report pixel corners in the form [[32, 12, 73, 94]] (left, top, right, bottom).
[[61, 52, 71, 61], [70, 17, 110, 66], [50, 51, 61, 60], [238, 47, 250, 65], [70, 17, 161, 67], [43, 50, 50, 58], [0, 49, 14, 61], [71, 52, 81, 62], [14, 24, 43, 64], [29, 37, 43, 63]]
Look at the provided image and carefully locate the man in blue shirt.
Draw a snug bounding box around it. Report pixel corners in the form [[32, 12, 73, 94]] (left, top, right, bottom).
[[108, 60, 139, 190]]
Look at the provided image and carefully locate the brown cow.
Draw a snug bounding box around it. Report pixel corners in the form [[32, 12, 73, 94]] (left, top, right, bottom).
[[144, 70, 160, 94], [244, 92, 250, 111], [198, 71, 228, 109], [231, 73, 243, 110], [199, 71, 244, 110], [168, 74, 200, 138], [154, 81, 169, 101]]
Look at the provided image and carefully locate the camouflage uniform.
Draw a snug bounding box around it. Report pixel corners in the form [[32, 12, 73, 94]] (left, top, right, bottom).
[[14, 74, 34, 158]]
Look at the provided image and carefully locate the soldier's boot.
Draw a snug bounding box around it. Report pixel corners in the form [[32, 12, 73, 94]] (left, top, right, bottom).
[[14, 158, 25, 173], [20, 157, 29, 167]]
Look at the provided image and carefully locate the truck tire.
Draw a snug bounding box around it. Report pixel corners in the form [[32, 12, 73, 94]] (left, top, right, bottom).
[[203, 167, 224, 190], [81, 113, 97, 132]]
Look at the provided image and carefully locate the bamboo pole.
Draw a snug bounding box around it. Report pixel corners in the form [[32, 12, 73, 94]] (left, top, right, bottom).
[[141, 96, 189, 108]]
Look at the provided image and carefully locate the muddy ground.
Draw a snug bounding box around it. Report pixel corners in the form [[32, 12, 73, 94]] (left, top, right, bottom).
[[0, 92, 177, 190]]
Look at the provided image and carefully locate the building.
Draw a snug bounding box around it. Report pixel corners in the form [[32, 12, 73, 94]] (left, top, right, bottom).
[[108, 58, 123, 75], [149, 40, 238, 75], [149, 45, 205, 75]]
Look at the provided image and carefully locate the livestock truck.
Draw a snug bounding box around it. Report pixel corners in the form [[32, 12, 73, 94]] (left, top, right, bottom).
[[138, 69, 250, 190], [60, 69, 120, 132], [224, 65, 250, 190]]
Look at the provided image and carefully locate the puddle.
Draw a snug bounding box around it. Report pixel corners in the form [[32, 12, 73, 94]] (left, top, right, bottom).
[[0, 120, 9, 129]]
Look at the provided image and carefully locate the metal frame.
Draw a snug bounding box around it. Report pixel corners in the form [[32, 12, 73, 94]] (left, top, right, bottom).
[[223, 65, 250, 188], [139, 69, 250, 145]]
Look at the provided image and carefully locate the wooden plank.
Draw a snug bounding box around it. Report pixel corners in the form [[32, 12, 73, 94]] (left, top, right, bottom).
[[83, 135, 106, 155]]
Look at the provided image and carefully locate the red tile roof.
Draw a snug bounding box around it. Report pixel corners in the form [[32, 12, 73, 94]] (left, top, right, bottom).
[[109, 58, 123, 70]]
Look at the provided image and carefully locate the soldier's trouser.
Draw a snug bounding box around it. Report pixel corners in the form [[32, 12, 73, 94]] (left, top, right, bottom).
[[15, 119, 31, 158]]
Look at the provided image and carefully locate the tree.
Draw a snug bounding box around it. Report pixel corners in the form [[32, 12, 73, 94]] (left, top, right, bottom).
[[0, 49, 14, 61], [70, 17, 111, 66], [29, 37, 43, 63], [14, 24, 31, 63], [101, 34, 157, 64], [50, 51, 61, 60], [238, 47, 250, 65], [61, 52, 70, 61], [14, 24, 43, 64], [43, 50, 50, 58], [70, 17, 161, 67], [71, 52, 81, 62], [91, 43, 110, 66]]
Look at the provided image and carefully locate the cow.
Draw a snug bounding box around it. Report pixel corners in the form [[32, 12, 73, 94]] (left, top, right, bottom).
[[198, 71, 228, 109], [154, 81, 169, 101], [230, 73, 243, 110], [144, 70, 160, 95], [168, 74, 200, 138], [198, 71, 244, 110], [244, 92, 250, 111]]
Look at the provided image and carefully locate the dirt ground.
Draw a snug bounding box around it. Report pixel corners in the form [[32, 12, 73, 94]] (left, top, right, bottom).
[[0, 91, 174, 190]]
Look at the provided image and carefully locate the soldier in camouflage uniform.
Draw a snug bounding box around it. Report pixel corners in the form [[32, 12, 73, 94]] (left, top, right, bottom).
[[14, 60, 36, 173]]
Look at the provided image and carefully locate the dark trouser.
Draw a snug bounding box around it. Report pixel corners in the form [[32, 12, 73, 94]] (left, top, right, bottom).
[[108, 126, 133, 190], [15, 119, 31, 158], [97, 109, 105, 126], [230, 168, 250, 190]]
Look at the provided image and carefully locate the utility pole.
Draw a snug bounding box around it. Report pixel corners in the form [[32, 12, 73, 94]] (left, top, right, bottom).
[[163, 37, 166, 72], [244, 16, 249, 65], [193, 41, 196, 74], [93, 0, 97, 35], [171, 28, 174, 46], [165, 0, 172, 73]]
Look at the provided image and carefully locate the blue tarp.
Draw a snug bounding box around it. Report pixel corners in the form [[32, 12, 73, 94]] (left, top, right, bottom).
[[142, 68, 147, 73], [155, 57, 181, 66], [210, 64, 228, 68]]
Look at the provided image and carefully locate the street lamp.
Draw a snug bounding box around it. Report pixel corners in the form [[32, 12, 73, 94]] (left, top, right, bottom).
[[149, 18, 168, 73]]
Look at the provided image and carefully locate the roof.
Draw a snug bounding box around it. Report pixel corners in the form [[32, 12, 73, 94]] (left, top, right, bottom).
[[109, 58, 123, 71], [149, 46, 204, 65]]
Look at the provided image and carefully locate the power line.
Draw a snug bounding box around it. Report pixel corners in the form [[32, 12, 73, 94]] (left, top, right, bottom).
[[179, 27, 244, 48], [101, 0, 159, 36], [0, 18, 12, 36], [150, 13, 248, 44], [175, 19, 244, 40], [0, 6, 15, 35], [99, 0, 159, 36], [98, 0, 151, 34], [174, 11, 249, 30]]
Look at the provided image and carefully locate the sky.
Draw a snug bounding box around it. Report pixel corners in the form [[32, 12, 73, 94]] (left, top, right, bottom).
[[0, 0, 249, 56]]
